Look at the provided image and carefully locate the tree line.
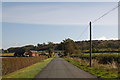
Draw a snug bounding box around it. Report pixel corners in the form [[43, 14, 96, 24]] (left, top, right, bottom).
[[1, 39, 120, 56], [76, 40, 120, 53]]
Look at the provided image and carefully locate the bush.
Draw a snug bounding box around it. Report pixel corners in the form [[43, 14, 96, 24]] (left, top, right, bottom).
[[70, 53, 119, 64]]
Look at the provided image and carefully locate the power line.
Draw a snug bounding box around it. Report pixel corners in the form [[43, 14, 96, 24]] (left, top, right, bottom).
[[89, 4, 120, 67], [76, 26, 89, 40], [92, 4, 120, 23], [76, 4, 120, 40]]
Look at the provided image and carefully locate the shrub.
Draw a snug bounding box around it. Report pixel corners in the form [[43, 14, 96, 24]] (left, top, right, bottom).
[[70, 53, 119, 64]]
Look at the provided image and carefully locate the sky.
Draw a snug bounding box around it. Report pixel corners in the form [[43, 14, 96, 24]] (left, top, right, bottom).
[[1, 0, 120, 2], [1, 2, 118, 49]]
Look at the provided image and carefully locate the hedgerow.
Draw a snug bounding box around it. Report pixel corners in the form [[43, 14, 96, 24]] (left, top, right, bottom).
[[2, 56, 48, 75], [70, 53, 119, 64]]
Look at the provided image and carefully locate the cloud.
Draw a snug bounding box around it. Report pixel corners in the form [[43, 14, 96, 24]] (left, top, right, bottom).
[[110, 38, 118, 40], [94, 36, 107, 40], [94, 36, 118, 40]]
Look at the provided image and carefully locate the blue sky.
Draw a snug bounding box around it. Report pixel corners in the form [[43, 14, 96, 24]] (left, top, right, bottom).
[[2, 2, 118, 49], [1, 0, 119, 2]]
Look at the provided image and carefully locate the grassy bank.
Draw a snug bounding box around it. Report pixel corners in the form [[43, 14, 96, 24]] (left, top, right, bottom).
[[2, 58, 53, 79], [64, 57, 118, 79]]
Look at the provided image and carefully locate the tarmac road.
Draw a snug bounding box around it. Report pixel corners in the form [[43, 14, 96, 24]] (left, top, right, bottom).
[[35, 54, 97, 79]]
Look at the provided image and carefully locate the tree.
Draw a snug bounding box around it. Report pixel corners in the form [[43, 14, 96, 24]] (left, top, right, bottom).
[[1, 49, 4, 53], [14, 48, 25, 57], [62, 38, 80, 56], [4, 50, 8, 53], [57, 42, 64, 50], [48, 42, 54, 48], [48, 42, 54, 57], [8, 47, 20, 53], [48, 48, 54, 57], [22, 45, 35, 51]]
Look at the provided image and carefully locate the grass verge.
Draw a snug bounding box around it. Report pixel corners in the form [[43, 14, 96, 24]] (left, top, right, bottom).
[[64, 57, 118, 79], [2, 58, 53, 79]]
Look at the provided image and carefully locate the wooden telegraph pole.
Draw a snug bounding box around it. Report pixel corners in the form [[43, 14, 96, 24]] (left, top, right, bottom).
[[89, 21, 92, 67]]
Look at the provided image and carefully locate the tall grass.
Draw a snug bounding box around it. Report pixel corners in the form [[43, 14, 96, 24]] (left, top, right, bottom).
[[70, 53, 119, 64], [2, 56, 48, 75], [65, 53, 119, 78]]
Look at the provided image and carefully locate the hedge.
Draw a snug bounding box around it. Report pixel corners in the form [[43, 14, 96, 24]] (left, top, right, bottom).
[[70, 53, 119, 64], [2, 56, 48, 75]]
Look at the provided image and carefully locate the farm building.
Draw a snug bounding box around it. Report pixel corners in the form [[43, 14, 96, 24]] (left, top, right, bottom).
[[24, 50, 39, 57]]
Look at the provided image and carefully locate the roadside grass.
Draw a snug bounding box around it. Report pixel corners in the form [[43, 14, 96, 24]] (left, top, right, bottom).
[[64, 57, 118, 79], [2, 58, 53, 79]]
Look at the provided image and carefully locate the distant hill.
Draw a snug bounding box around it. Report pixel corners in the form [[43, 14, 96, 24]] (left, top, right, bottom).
[[75, 40, 119, 53], [3, 40, 119, 53]]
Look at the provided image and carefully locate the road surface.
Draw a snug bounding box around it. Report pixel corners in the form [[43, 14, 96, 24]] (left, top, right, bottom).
[[35, 54, 97, 78]]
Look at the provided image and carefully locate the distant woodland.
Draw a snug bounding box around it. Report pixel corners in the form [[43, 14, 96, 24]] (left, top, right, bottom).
[[2, 39, 119, 54]]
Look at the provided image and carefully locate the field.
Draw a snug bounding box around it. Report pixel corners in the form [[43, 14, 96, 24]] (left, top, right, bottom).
[[65, 53, 119, 78], [2, 56, 48, 75], [0, 53, 14, 57]]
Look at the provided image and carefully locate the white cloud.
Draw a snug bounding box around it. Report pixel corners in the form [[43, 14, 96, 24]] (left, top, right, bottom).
[[94, 36, 118, 40], [94, 36, 107, 40], [109, 38, 118, 40]]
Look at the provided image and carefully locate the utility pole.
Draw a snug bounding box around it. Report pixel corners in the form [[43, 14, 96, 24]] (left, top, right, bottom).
[[89, 21, 92, 67]]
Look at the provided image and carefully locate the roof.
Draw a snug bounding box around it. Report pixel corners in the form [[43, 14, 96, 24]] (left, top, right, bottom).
[[30, 50, 38, 53]]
